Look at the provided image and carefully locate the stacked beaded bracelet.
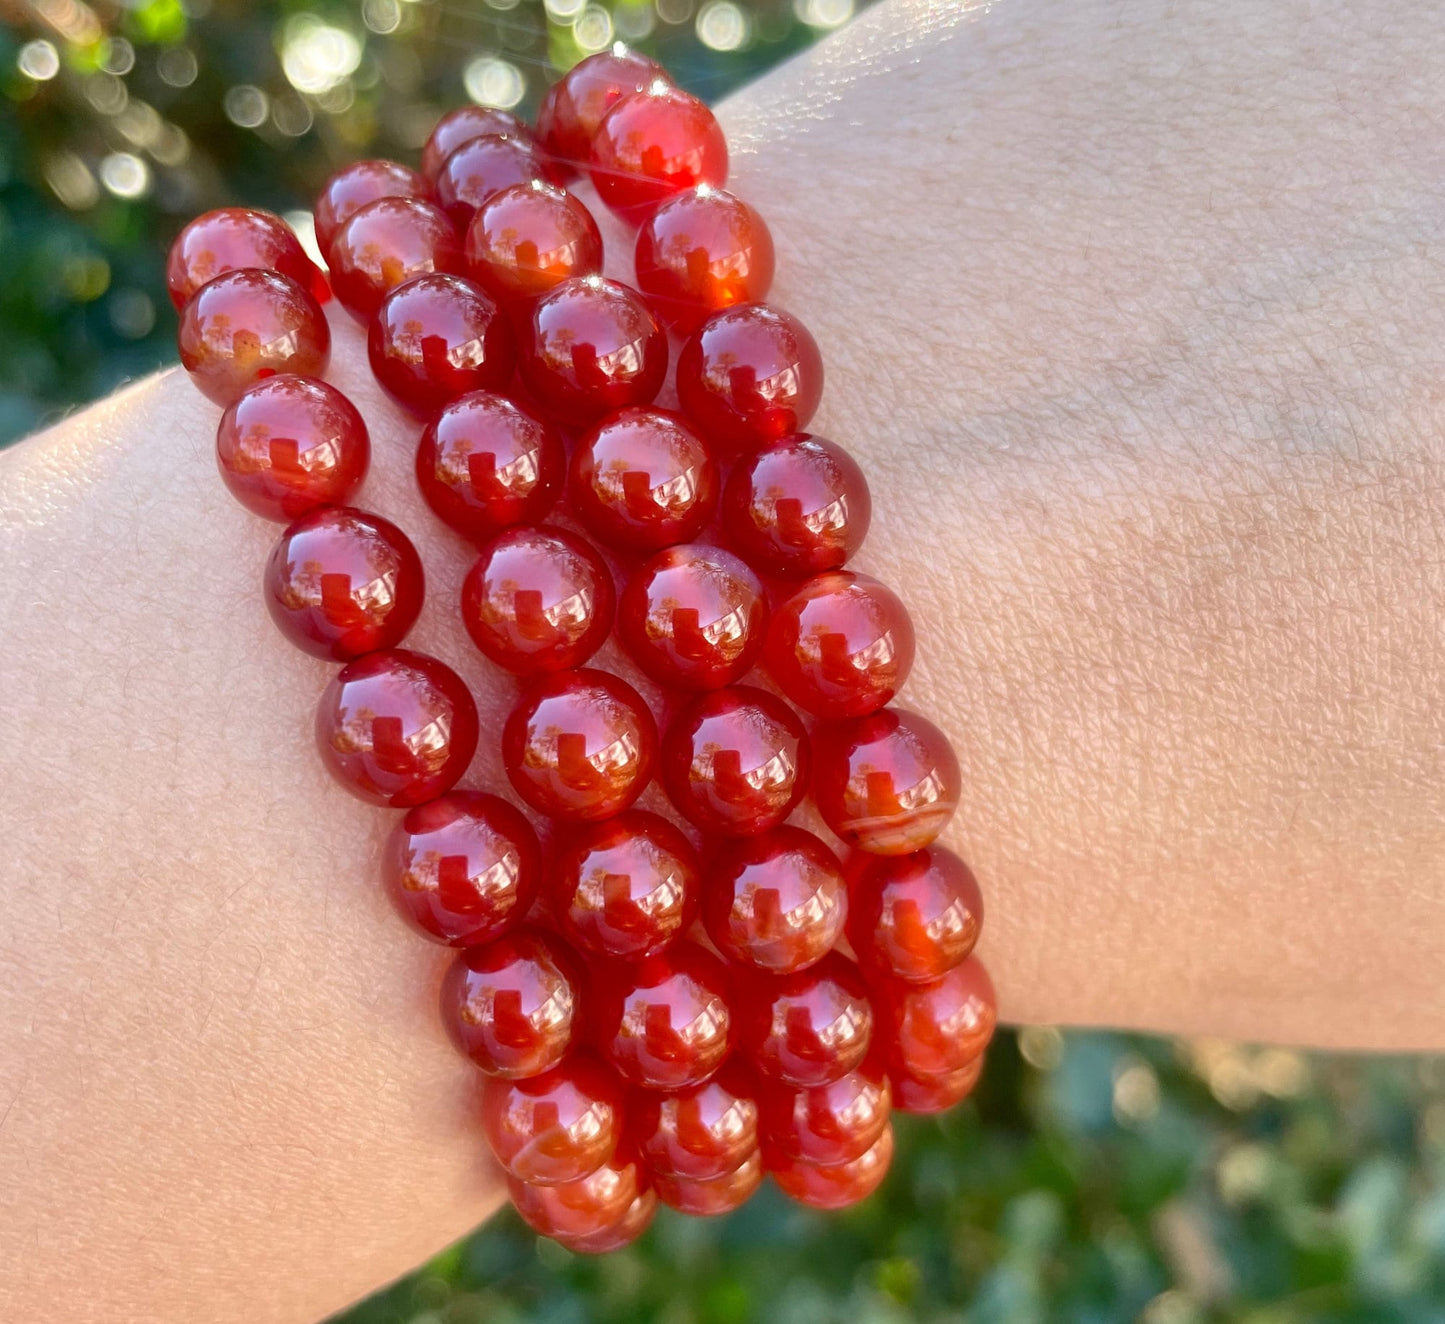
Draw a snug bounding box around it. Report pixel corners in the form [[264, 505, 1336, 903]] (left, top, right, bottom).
[[170, 46, 996, 1254]]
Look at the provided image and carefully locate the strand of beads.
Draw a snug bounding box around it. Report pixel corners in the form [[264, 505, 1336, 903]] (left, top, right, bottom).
[[171, 43, 995, 1256]]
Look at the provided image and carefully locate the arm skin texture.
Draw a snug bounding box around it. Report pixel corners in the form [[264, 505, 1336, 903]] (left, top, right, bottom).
[[5, 0, 1445, 1317]]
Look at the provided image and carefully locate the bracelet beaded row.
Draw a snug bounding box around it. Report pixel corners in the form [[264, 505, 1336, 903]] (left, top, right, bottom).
[[171, 45, 997, 1254]]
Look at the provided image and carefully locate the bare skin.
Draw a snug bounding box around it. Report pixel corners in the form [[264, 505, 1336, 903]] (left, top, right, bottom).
[[4, 0, 1445, 1318]]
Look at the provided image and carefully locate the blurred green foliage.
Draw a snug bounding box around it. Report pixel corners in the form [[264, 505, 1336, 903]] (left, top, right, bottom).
[[4, 2, 1444, 1320]]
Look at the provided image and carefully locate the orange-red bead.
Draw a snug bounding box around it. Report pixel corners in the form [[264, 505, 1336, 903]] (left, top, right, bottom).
[[629, 1057, 759, 1180], [703, 826, 846, 974], [769, 1122, 894, 1210], [591, 85, 728, 225], [315, 649, 478, 807], [416, 391, 564, 544], [848, 847, 982, 985], [435, 133, 552, 230], [503, 668, 657, 821], [441, 927, 582, 1077], [875, 956, 997, 1080], [553, 810, 700, 960], [461, 525, 614, 674], [482, 1051, 624, 1185], [635, 187, 774, 332], [508, 1148, 654, 1250], [382, 790, 540, 947], [216, 375, 369, 522], [423, 105, 533, 182], [166, 207, 322, 310], [264, 506, 424, 660], [737, 951, 873, 1088], [178, 269, 330, 406], [536, 47, 667, 172], [765, 572, 915, 719], [759, 1055, 891, 1167], [313, 160, 430, 256], [651, 1149, 762, 1216], [465, 180, 604, 305], [328, 197, 463, 321], [890, 1053, 985, 1116]]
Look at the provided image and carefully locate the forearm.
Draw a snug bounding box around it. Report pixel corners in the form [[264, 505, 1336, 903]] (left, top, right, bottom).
[[5, 0, 1445, 1318]]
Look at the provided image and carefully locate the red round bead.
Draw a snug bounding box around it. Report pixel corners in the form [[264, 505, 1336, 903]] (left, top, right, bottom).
[[481, 1051, 624, 1185], [552, 810, 700, 960], [328, 197, 463, 321], [508, 1149, 654, 1251], [593, 942, 734, 1090], [216, 375, 369, 522], [461, 525, 614, 674], [178, 269, 330, 406], [465, 180, 604, 305], [769, 1122, 893, 1211], [423, 105, 532, 183], [382, 790, 541, 947], [722, 435, 871, 578], [876, 956, 997, 1080], [737, 951, 873, 1088], [313, 160, 430, 257], [702, 826, 846, 974], [315, 649, 478, 808], [264, 506, 424, 660], [166, 207, 321, 310], [676, 304, 824, 451], [765, 572, 915, 719], [591, 85, 728, 224], [629, 1057, 759, 1180], [440, 927, 582, 1077], [635, 187, 774, 332], [367, 272, 513, 417], [890, 1053, 985, 1116], [519, 276, 667, 428], [661, 685, 809, 836], [759, 1055, 891, 1167], [812, 707, 960, 854], [435, 133, 551, 230], [536, 47, 667, 172], [617, 543, 767, 690], [848, 847, 983, 984], [651, 1148, 762, 1216], [569, 407, 718, 553], [416, 391, 564, 544], [503, 669, 657, 821]]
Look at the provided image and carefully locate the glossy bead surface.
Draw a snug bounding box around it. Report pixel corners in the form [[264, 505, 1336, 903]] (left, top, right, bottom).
[[890, 1053, 985, 1116], [703, 826, 846, 974], [436, 133, 551, 229], [519, 276, 667, 428], [216, 375, 369, 522], [661, 685, 809, 836], [313, 160, 430, 256], [441, 927, 581, 1077], [765, 572, 915, 719], [328, 197, 463, 321], [635, 187, 774, 332], [848, 848, 982, 984], [382, 790, 541, 946], [553, 810, 699, 960], [723, 435, 871, 578], [759, 1056, 891, 1167], [465, 180, 604, 305], [770, 1122, 893, 1211], [629, 1058, 759, 1180], [504, 669, 657, 821], [617, 543, 767, 690], [315, 649, 478, 807], [461, 525, 613, 674], [813, 707, 960, 854], [508, 1150, 652, 1250], [570, 408, 718, 553], [178, 269, 330, 406], [652, 1149, 762, 1216], [591, 85, 728, 224], [676, 305, 824, 451], [552, 1184, 657, 1254], [166, 207, 321, 310], [416, 391, 563, 544], [423, 105, 532, 182], [593, 942, 733, 1090], [368, 272, 513, 416], [536, 47, 666, 171], [737, 952, 873, 1088], [264, 506, 424, 660], [481, 1052, 624, 1185], [876, 956, 997, 1080]]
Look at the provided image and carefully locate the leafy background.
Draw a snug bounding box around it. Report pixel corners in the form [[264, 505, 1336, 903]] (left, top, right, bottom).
[[2, 2, 1443, 1320]]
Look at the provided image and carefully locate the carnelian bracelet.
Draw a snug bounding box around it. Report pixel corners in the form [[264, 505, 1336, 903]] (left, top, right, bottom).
[[170, 46, 997, 1253]]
